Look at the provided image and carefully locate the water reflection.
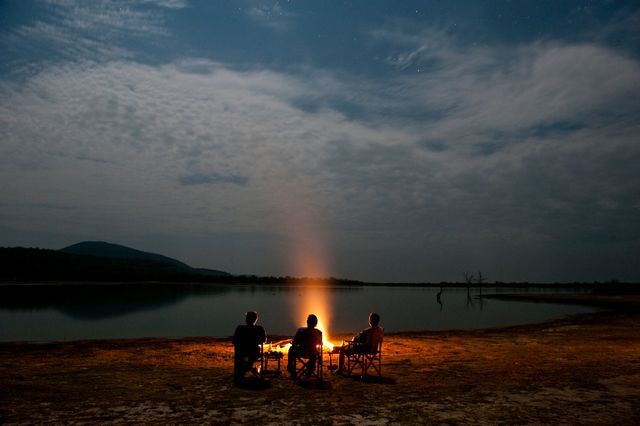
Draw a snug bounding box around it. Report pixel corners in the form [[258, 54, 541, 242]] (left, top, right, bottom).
[[0, 284, 595, 342], [0, 284, 232, 319], [434, 286, 484, 311]]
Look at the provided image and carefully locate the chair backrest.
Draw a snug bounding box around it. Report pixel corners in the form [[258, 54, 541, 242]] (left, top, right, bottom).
[[293, 343, 322, 358], [368, 328, 383, 355]]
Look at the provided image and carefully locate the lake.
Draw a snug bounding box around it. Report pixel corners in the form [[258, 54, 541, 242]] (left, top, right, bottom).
[[0, 284, 595, 343]]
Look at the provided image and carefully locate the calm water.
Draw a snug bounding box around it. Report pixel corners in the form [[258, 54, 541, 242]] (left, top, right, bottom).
[[0, 284, 595, 342]]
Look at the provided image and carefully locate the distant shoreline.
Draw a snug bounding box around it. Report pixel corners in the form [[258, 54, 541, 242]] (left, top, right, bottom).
[[0, 280, 627, 288], [4, 246, 638, 289], [483, 292, 640, 311]]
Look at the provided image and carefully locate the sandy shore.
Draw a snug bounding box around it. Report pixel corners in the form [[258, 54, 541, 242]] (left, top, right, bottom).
[[1, 294, 639, 425]]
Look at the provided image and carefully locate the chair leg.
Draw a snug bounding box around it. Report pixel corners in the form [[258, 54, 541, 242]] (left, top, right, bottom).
[[362, 355, 382, 377], [295, 360, 305, 380], [293, 357, 308, 380], [346, 353, 362, 377], [293, 356, 323, 381], [234, 355, 266, 381]]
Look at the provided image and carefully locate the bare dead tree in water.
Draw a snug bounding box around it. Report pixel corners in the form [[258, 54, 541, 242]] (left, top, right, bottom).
[[436, 286, 443, 311], [464, 272, 475, 308], [464, 272, 475, 287]]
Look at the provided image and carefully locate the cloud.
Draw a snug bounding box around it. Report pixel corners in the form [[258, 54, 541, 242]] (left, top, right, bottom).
[[368, 28, 640, 153], [179, 173, 249, 186], [246, 2, 296, 32], [1, 24, 639, 280], [0, 60, 396, 239], [140, 0, 189, 9], [1, 0, 182, 64]]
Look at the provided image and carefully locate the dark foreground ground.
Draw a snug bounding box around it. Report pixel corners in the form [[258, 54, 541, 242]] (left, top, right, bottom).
[[1, 294, 639, 425]]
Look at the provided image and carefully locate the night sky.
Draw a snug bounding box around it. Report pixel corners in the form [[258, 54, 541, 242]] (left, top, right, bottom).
[[1, 0, 639, 282]]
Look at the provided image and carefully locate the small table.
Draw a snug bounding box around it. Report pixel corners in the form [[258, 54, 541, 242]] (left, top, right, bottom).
[[327, 345, 342, 372], [263, 350, 284, 377]]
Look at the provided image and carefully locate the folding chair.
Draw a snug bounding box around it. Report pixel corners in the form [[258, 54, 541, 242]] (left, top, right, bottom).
[[346, 338, 383, 378], [233, 343, 265, 381], [290, 344, 323, 381]]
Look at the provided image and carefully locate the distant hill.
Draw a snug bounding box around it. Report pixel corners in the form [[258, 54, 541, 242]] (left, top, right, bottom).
[[1, 242, 372, 284], [0, 241, 230, 282], [61, 241, 192, 270], [60, 241, 229, 277]]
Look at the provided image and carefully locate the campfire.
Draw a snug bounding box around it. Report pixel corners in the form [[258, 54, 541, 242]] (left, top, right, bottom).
[[266, 322, 336, 355], [266, 283, 337, 354]]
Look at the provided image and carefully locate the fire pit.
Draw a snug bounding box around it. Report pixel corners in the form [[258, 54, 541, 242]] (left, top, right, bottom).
[[265, 337, 340, 376]]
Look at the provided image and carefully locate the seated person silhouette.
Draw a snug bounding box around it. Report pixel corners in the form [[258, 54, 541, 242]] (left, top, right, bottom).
[[232, 310, 266, 382], [337, 312, 383, 374], [287, 314, 323, 377]]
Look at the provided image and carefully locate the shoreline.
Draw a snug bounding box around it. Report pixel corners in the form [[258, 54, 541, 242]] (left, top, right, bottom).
[[2, 294, 639, 424], [0, 280, 625, 287], [0, 308, 620, 347]]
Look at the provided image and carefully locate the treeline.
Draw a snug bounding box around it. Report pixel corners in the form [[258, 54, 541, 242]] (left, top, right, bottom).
[[591, 280, 640, 295], [214, 275, 366, 285], [1, 247, 637, 293], [0, 248, 363, 285]]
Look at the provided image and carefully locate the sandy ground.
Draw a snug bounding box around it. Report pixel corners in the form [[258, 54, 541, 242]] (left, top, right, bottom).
[[1, 294, 639, 425]]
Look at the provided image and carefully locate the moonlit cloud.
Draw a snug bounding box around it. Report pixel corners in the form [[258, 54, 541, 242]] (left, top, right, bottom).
[[141, 0, 189, 9], [2, 0, 182, 65], [179, 173, 249, 187], [246, 1, 296, 32], [1, 1, 639, 281]]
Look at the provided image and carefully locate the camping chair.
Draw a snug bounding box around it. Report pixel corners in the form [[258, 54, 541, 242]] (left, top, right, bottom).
[[345, 338, 383, 378], [233, 342, 265, 381], [291, 344, 323, 381]]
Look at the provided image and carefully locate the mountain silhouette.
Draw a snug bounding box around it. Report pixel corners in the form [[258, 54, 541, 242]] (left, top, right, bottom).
[[60, 241, 229, 277], [0, 241, 229, 282], [62, 241, 190, 269]]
